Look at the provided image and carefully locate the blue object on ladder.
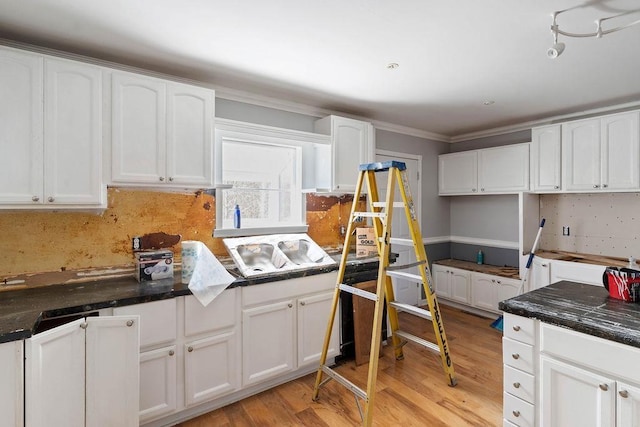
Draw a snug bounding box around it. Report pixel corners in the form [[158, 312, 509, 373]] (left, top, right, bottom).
[[359, 161, 406, 172]]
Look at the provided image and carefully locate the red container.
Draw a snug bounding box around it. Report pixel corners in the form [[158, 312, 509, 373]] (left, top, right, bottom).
[[605, 269, 640, 302]]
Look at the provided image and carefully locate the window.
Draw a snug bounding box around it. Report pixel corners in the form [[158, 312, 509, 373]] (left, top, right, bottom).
[[214, 119, 329, 237]]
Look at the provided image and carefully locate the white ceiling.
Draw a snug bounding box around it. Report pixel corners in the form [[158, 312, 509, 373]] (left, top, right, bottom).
[[1, 0, 639, 140]]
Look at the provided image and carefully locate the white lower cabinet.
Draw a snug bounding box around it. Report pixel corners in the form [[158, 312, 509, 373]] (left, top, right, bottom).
[[471, 272, 520, 313], [0, 340, 24, 427], [24, 316, 139, 427], [298, 291, 339, 367], [139, 345, 178, 422], [432, 264, 470, 304]]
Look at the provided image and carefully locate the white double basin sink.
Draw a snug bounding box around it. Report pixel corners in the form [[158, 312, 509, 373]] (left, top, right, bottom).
[[224, 233, 336, 278]]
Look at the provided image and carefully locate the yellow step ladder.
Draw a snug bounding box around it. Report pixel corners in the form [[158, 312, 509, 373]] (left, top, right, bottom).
[[312, 160, 457, 426]]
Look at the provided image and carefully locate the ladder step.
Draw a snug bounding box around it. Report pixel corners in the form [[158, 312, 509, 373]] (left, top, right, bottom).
[[395, 330, 440, 354], [339, 284, 379, 301], [359, 160, 407, 172], [372, 202, 405, 208], [386, 270, 423, 282], [389, 301, 433, 321], [321, 365, 368, 401], [389, 237, 416, 246], [386, 260, 426, 272], [353, 211, 386, 219]]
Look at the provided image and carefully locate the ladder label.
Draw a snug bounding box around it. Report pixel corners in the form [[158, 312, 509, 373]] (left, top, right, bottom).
[[433, 299, 452, 368]]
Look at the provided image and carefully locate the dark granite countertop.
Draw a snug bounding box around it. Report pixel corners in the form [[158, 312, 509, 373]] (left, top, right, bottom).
[[0, 254, 382, 344], [499, 280, 640, 349]]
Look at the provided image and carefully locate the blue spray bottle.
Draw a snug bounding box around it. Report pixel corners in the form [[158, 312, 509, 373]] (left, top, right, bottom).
[[233, 204, 241, 229]]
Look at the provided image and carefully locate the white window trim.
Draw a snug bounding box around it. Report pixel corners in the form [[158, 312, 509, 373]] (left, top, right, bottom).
[[213, 118, 330, 237]]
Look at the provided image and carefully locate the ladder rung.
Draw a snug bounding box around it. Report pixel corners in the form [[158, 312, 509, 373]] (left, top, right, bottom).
[[386, 260, 426, 271], [395, 330, 440, 354], [372, 202, 405, 208], [339, 284, 379, 301], [321, 365, 368, 401], [389, 301, 433, 321], [386, 270, 423, 282], [353, 211, 386, 218]]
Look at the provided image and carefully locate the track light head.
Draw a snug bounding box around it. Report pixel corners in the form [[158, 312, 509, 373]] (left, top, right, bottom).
[[547, 42, 565, 59]]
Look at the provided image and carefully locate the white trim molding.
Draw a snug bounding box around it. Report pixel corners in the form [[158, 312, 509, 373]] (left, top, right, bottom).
[[449, 235, 519, 250]]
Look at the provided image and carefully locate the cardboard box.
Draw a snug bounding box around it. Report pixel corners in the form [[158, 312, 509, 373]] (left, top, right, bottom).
[[135, 250, 174, 282], [356, 227, 377, 258]]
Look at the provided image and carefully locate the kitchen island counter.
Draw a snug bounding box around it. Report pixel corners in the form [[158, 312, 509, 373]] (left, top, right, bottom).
[[499, 280, 640, 348]]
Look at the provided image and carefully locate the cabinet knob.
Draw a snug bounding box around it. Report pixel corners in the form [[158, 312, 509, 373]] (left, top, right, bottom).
[[619, 390, 629, 398], [481, 188, 485, 192], [513, 382, 521, 389], [602, 184, 608, 188], [450, 271, 453, 275], [599, 383, 609, 391], [554, 185, 559, 189], [80, 322, 88, 329], [169, 350, 175, 356], [512, 353, 520, 360], [512, 410, 520, 418], [47, 196, 54, 203], [169, 177, 174, 182], [300, 301, 306, 306], [512, 325, 521, 332], [32, 196, 39, 202], [126, 320, 134, 327], [159, 177, 165, 182], [496, 280, 502, 284], [288, 303, 293, 308], [491, 279, 496, 283], [472, 188, 477, 192], [593, 184, 600, 189], [541, 263, 548, 267], [188, 346, 194, 352]]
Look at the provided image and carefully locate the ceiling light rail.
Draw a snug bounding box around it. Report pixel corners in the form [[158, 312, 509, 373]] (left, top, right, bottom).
[[548, 8, 640, 58]]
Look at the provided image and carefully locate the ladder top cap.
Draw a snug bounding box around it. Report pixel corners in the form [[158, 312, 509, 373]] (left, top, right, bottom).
[[359, 161, 407, 172]]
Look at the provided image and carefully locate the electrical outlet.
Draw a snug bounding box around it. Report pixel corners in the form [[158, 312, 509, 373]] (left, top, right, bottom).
[[562, 226, 570, 236], [132, 236, 141, 251]]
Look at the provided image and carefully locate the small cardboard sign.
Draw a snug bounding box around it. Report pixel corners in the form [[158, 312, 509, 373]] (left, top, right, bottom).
[[356, 227, 377, 258]]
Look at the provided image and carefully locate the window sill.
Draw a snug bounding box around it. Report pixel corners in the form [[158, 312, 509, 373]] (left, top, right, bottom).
[[213, 225, 309, 238]]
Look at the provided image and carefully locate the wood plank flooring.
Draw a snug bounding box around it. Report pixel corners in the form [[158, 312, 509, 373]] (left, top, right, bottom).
[[178, 304, 503, 426]]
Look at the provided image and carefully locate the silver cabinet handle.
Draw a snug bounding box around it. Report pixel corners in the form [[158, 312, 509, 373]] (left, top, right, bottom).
[[554, 185, 559, 189], [513, 382, 521, 388], [80, 322, 88, 329], [599, 384, 609, 391], [450, 271, 454, 275], [593, 184, 600, 188], [188, 346, 193, 352], [288, 303, 293, 308], [602, 184, 608, 188], [512, 325, 521, 331], [541, 263, 548, 267], [300, 301, 306, 306], [497, 280, 502, 284], [472, 188, 477, 192], [512, 353, 520, 360], [126, 320, 134, 327], [619, 390, 629, 398], [32, 196, 39, 202], [169, 177, 174, 182], [491, 279, 496, 283], [48, 196, 54, 202], [159, 177, 165, 182], [512, 410, 520, 417], [169, 350, 175, 356], [481, 188, 485, 192]]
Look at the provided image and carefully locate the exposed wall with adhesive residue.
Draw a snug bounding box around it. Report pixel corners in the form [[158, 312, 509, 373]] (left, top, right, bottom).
[[0, 188, 363, 279]]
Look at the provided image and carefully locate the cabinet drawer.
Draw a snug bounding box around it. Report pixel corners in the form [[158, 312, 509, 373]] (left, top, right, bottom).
[[503, 337, 534, 374], [504, 364, 535, 403], [114, 299, 177, 348], [184, 289, 237, 337], [503, 392, 534, 427], [503, 313, 535, 345]]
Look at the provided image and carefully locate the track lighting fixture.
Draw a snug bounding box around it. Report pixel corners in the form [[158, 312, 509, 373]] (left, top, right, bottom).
[[548, 8, 640, 58]]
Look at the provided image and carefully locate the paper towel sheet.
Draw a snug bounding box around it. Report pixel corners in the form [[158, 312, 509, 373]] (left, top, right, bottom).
[[182, 241, 235, 307]]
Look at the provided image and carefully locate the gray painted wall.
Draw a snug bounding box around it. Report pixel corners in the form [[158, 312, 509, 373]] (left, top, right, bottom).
[[450, 195, 519, 242], [216, 98, 318, 132], [449, 129, 531, 152]]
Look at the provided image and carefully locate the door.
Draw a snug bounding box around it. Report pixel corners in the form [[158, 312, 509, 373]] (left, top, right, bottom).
[[242, 299, 295, 386], [298, 291, 339, 366], [0, 340, 23, 427], [376, 152, 422, 306], [44, 58, 103, 205], [85, 316, 139, 427], [139, 345, 177, 423], [166, 82, 214, 186], [541, 356, 615, 427], [25, 319, 85, 427], [0, 47, 43, 204]]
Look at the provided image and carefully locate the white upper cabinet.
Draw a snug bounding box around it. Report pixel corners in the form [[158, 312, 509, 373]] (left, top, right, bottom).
[[531, 124, 562, 192], [563, 111, 640, 191], [438, 143, 529, 195], [111, 71, 214, 188], [314, 115, 374, 192], [0, 47, 105, 208]]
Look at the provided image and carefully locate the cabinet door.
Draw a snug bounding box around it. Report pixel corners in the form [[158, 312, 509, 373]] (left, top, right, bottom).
[[298, 291, 339, 367], [478, 143, 529, 193], [449, 268, 471, 304], [563, 118, 601, 191], [242, 299, 295, 386], [139, 345, 177, 423], [44, 58, 104, 205], [531, 125, 561, 192], [166, 82, 214, 186], [0, 47, 43, 204], [114, 298, 177, 349], [184, 290, 237, 337], [0, 340, 24, 427], [432, 264, 451, 298], [332, 116, 373, 192], [541, 356, 615, 427], [496, 277, 520, 306], [617, 381, 640, 427], [85, 316, 139, 427], [25, 319, 85, 427], [438, 151, 478, 195], [471, 273, 496, 312], [601, 112, 640, 190], [530, 256, 551, 291], [112, 72, 166, 184], [184, 331, 239, 407]]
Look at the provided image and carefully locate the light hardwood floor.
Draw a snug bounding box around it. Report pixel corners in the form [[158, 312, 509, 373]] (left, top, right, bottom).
[[178, 304, 503, 426]]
